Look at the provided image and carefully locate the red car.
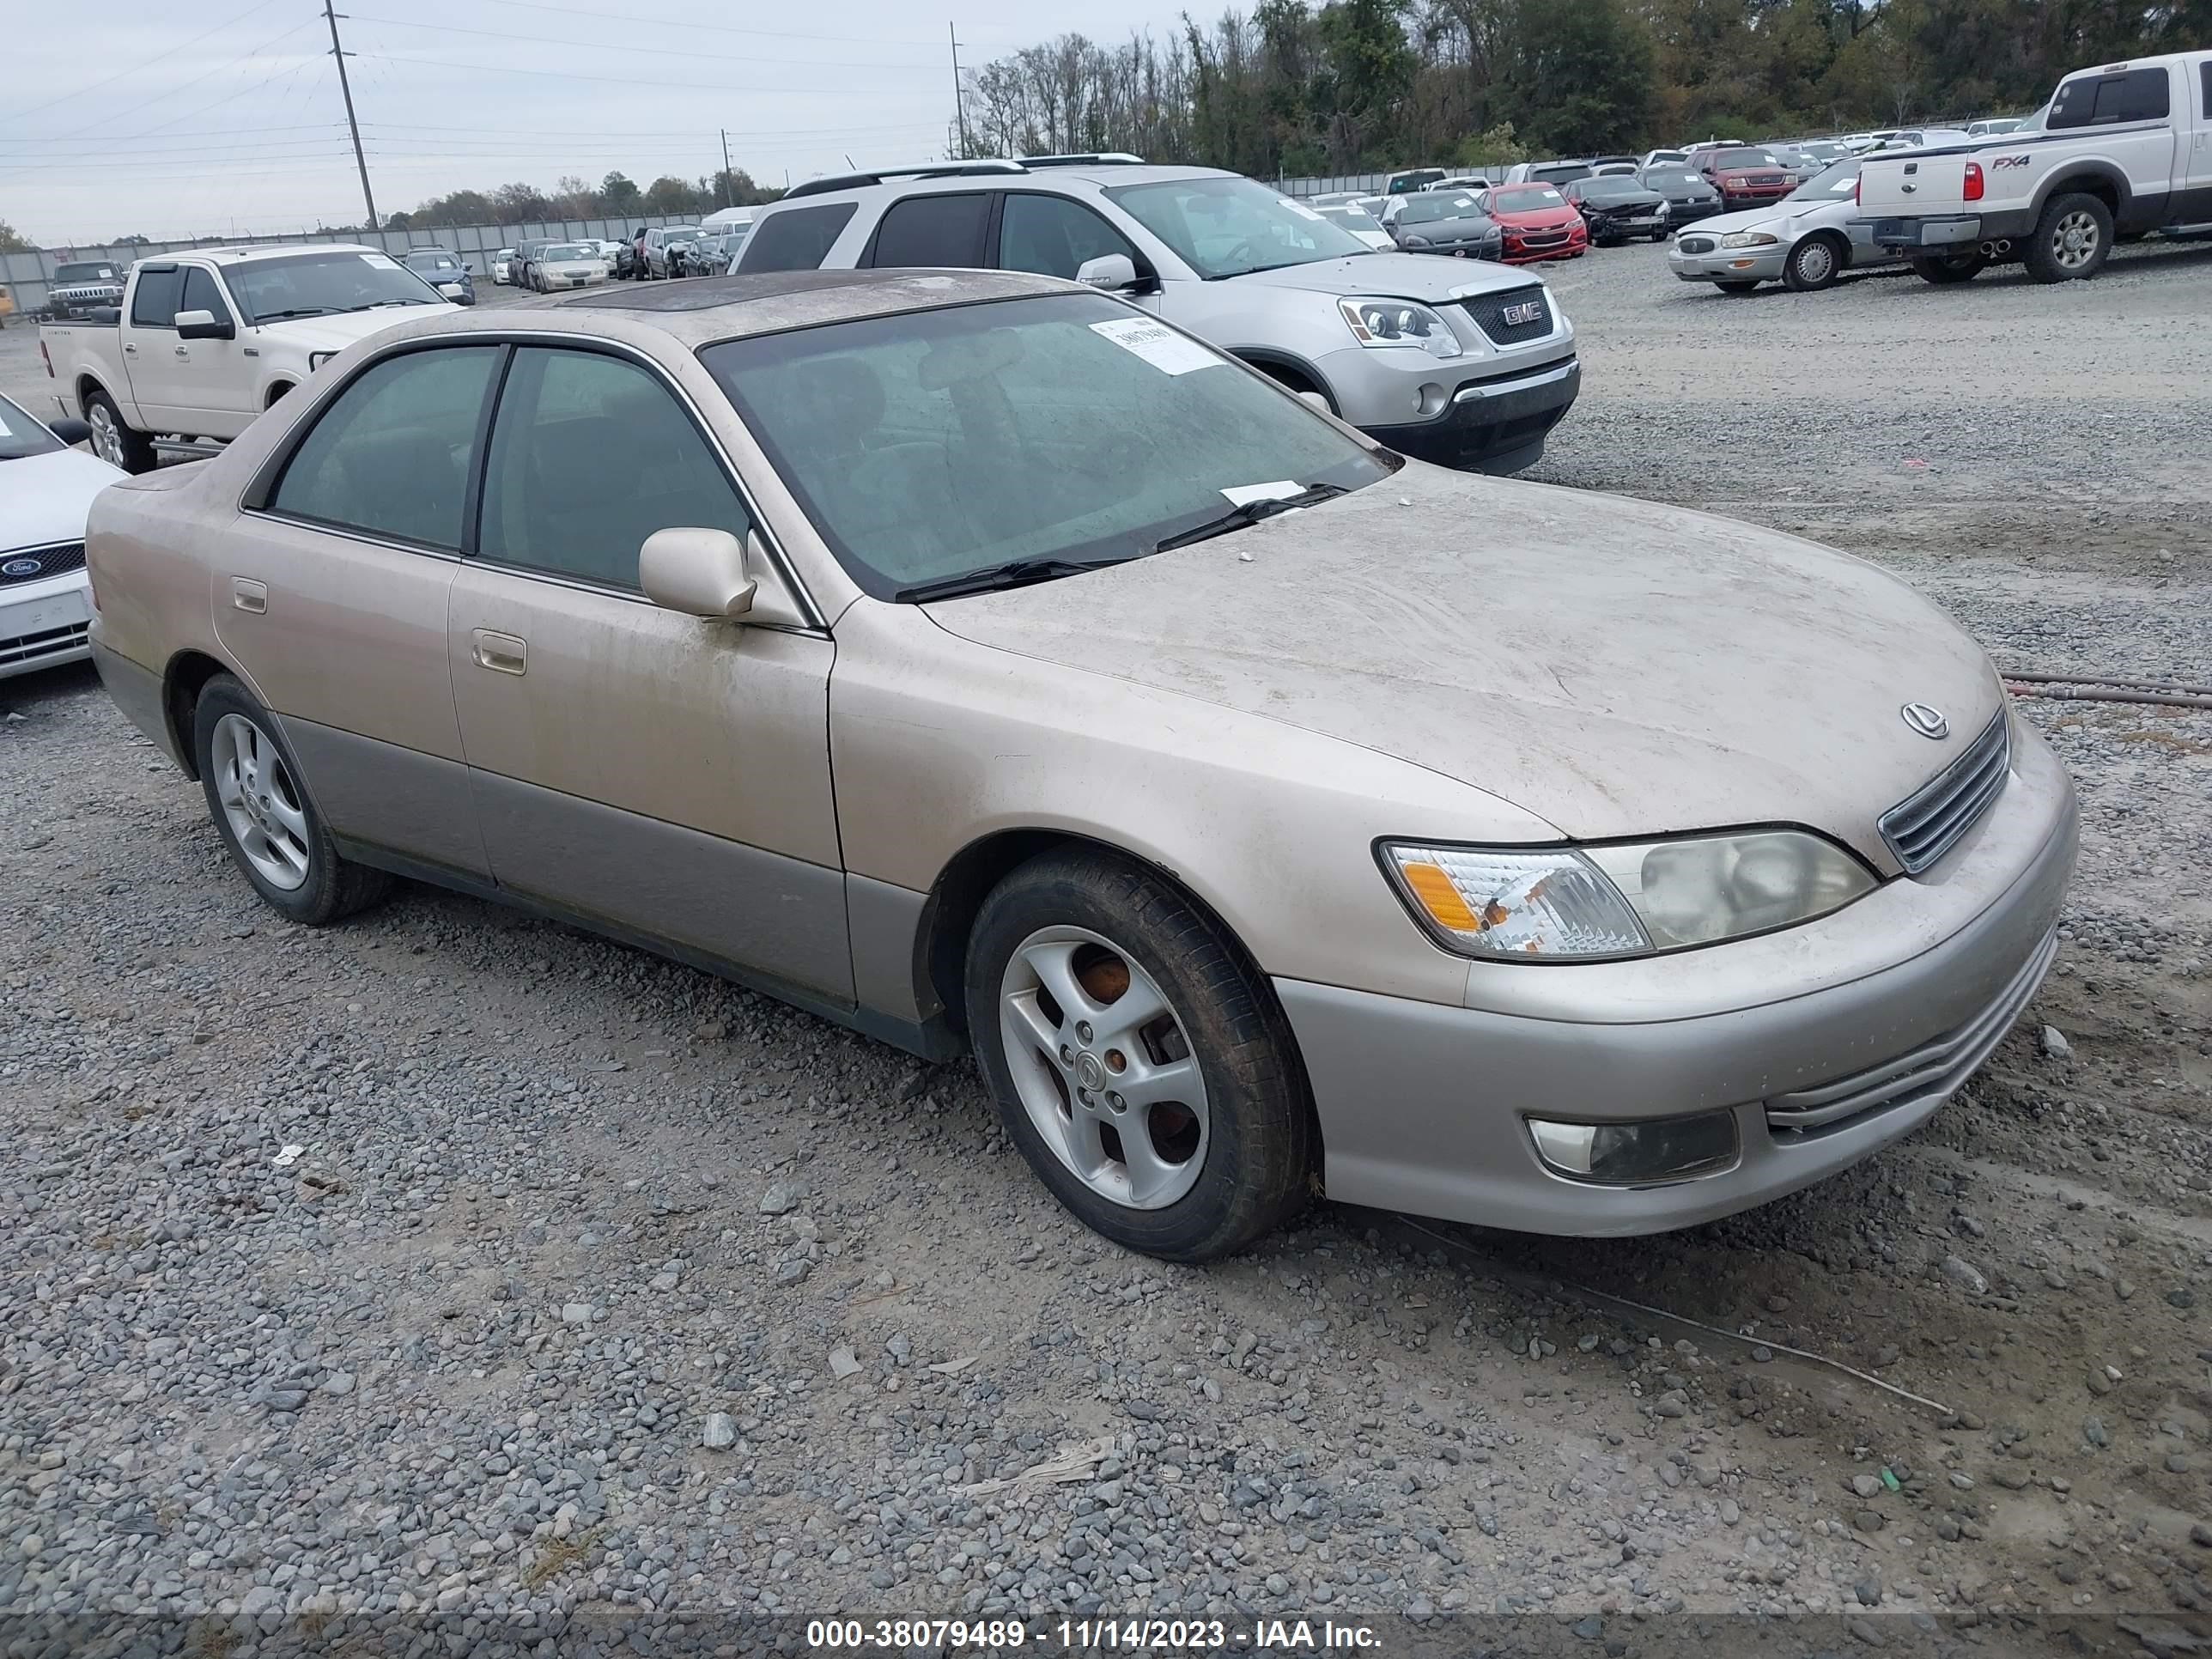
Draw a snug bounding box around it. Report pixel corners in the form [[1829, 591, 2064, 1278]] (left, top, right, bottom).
[[1474, 184, 1589, 263], [1695, 147, 1796, 211]]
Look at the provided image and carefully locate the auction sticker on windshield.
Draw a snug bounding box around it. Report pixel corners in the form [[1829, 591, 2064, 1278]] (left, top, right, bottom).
[[360, 253, 400, 270], [1089, 317, 1217, 375]]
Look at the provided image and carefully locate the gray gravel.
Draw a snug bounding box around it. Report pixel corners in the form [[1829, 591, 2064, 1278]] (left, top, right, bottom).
[[4, 241, 2209, 1641]]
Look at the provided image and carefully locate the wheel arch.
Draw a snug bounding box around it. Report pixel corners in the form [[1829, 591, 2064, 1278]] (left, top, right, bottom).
[[76, 373, 117, 420], [2033, 164, 2128, 222], [913, 827, 1280, 1050], [161, 647, 242, 781], [263, 380, 295, 409], [1233, 349, 1337, 412]]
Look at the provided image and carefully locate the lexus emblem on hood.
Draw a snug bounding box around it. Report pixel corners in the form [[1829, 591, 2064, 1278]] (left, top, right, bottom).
[[1900, 702, 1950, 739]]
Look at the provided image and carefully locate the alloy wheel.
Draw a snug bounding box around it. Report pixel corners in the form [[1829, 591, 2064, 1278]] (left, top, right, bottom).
[[88, 403, 125, 468], [210, 714, 312, 890], [998, 926, 1210, 1211], [2052, 210, 2100, 271], [1796, 241, 1835, 284]]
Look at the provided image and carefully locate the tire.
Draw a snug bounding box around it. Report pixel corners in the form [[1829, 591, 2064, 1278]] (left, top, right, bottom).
[[1783, 234, 1846, 292], [1911, 252, 1984, 285], [1714, 279, 1761, 295], [2023, 191, 2112, 283], [191, 676, 391, 927], [82, 387, 156, 474], [964, 848, 1316, 1263]]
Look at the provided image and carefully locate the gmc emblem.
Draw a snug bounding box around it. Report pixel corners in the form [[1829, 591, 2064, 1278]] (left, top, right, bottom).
[[1501, 299, 1544, 325]]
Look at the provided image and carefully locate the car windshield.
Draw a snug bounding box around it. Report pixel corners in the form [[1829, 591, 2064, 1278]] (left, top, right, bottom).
[[1712, 149, 1779, 169], [407, 253, 459, 271], [223, 251, 444, 322], [1642, 170, 1708, 191], [544, 245, 592, 259], [664, 228, 702, 240], [1529, 165, 1589, 185], [1489, 185, 1565, 212], [0, 392, 64, 462], [1395, 193, 1483, 224], [1106, 175, 1372, 278], [1575, 179, 1650, 203], [56, 263, 119, 284], [1315, 204, 1382, 232], [700, 291, 1392, 600], [1788, 161, 1862, 201]]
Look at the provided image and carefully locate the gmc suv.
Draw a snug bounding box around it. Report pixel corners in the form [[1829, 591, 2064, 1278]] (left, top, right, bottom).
[[736, 157, 1580, 474]]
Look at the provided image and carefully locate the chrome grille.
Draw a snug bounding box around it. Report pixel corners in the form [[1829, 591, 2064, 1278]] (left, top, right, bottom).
[[1677, 235, 1716, 254], [1765, 929, 2056, 1138], [1879, 710, 2010, 873]]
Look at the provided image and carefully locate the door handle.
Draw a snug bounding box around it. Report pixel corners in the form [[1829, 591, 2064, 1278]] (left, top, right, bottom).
[[230, 577, 267, 614], [471, 629, 527, 675], [174, 346, 190, 357], [123, 343, 137, 356]]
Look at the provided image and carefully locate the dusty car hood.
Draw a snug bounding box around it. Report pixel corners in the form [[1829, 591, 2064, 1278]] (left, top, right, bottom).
[[3, 446, 125, 551], [1223, 252, 1534, 301], [924, 466, 2001, 865], [1689, 198, 1844, 237]]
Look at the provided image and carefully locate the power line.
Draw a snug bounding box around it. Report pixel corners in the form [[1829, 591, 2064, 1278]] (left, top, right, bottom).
[[351, 48, 910, 96], [343, 11, 943, 71], [46, 18, 325, 141], [476, 0, 945, 50], [0, 0, 289, 126]]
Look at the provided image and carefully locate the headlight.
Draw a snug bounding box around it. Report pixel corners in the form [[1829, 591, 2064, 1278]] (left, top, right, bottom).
[[1381, 830, 1874, 960], [1656, 201, 1672, 217], [1337, 296, 1463, 358], [1720, 230, 1779, 248], [308, 351, 336, 371]]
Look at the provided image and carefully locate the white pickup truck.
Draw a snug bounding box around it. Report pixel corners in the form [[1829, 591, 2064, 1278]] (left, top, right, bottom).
[[1863, 49, 2212, 283], [40, 243, 455, 473]]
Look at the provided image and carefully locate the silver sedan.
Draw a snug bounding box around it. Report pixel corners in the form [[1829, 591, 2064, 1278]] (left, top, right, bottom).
[[1668, 160, 1902, 293]]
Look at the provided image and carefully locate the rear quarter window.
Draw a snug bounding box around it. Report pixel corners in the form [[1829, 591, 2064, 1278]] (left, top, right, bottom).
[[738, 204, 859, 273], [2049, 65, 2171, 128]]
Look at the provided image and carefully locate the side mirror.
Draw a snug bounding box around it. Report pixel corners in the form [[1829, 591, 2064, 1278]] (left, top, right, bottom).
[[49, 416, 93, 445], [641, 526, 755, 618], [1296, 390, 1331, 413], [175, 309, 234, 342], [1075, 253, 1139, 290]]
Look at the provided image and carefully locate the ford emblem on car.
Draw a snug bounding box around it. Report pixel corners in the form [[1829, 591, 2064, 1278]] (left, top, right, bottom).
[[1901, 702, 1950, 739], [1502, 300, 1543, 325], [3, 557, 44, 576]]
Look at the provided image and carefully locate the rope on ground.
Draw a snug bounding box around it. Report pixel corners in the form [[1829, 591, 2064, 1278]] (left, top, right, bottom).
[[1398, 1218, 1958, 1419], [2002, 670, 2212, 709]]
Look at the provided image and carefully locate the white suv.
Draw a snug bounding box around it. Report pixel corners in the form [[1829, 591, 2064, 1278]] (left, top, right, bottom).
[[738, 158, 1580, 474]]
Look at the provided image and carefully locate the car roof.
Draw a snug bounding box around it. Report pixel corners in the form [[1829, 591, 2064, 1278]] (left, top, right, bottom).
[[765, 162, 1235, 210]]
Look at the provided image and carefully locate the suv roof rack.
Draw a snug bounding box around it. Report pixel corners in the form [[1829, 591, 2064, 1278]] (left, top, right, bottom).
[[783, 160, 1028, 200], [1018, 152, 1145, 167]]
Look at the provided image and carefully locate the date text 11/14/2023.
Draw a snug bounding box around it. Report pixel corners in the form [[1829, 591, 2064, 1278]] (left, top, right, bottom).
[[805, 1619, 1383, 1650]]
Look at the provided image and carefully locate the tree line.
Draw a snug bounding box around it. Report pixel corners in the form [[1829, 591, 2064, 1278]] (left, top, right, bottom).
[[384, 168, 784, 232], [952, 0, 2211, 176]]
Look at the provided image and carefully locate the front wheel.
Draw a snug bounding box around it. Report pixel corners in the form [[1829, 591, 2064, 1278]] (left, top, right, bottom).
[[1783, 234, 1845, 292], [83, 388, 156, 473], [965, 849, 1316, 1262], [1911, 251, 1984, 284], [2024, 191, 2112, 283], [192, 677, 391, 926]]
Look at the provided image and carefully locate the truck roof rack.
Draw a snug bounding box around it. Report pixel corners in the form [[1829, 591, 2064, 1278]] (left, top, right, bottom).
[[783, 160, 1028, 200], [1018, 153, 1145, 167]]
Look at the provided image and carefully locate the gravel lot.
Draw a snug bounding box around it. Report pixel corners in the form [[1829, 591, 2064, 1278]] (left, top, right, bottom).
[[3, 249, 2209, 1654]]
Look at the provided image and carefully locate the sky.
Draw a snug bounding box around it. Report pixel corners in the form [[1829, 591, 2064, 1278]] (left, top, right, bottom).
[[0, 0, 1184, 247]]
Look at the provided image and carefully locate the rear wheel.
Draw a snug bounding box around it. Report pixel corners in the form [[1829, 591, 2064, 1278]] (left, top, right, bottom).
[[965, 848, 1316, 1262], [2024, 191, 2112, 283], [1911, 251, 1984, 284], [82, 388, 156, 473], [191, 676, 392, 926], [1783, 234, 1845, 292]]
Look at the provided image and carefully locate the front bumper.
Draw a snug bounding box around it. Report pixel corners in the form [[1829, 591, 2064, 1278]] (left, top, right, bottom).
[[1358, 356, 1580, 474], [1278, 720, 2079, 1236], [1669, 240, 1788, 283], [1, 577, 92, 680]]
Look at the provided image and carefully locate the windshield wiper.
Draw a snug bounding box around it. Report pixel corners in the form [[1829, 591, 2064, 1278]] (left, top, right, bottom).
[[1151, 484, 1346, 553], [252, 306, 337, 320], [892, 556, 1133, 603], [349, 298, 435, 311]]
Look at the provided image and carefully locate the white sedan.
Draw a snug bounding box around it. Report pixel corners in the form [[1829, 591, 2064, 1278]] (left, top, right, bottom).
[[1668, 158, 1902, 293], [530, 243, 610, 292], [2, 392, 123, 681]]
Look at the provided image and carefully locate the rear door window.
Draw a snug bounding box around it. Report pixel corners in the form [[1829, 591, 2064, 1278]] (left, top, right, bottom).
[[738, 204, 859, 272], [865, 194, 990, 268], [2049, 66, 2171, 128], [269, 346, 501, 550], [130, 267, 183, 328]]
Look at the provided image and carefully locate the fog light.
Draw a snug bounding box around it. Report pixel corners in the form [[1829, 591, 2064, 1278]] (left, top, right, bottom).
[[1527, 1110, 1740, 1186]]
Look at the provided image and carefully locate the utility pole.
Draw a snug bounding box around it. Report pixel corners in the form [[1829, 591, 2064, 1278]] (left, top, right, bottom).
[[323, 0, 378, 229], [720, 129, 734, 207], [949, 21, 969, 158]]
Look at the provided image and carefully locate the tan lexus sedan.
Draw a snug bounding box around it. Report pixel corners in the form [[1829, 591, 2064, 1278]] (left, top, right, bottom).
[[85, 269, 2077, 1263]]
